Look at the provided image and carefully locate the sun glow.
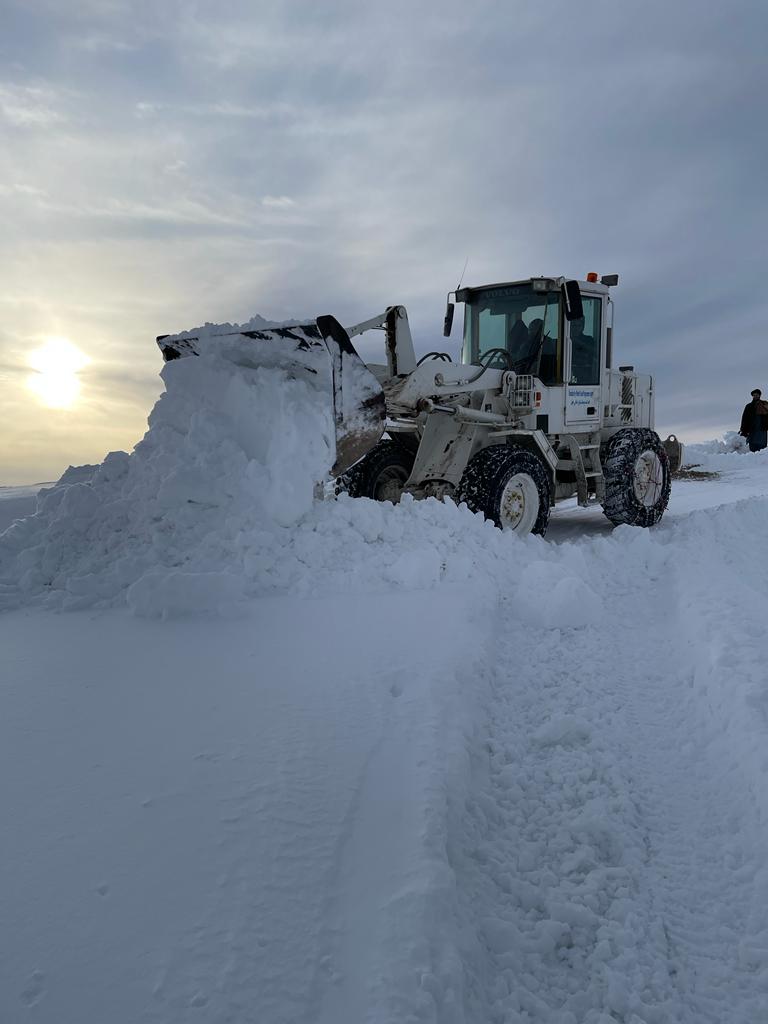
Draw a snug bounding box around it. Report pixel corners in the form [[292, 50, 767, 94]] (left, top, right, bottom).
[[27, 336, 90, 409]]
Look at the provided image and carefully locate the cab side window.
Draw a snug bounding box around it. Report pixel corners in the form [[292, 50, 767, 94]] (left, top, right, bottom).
[[570, 297, 601, 385]]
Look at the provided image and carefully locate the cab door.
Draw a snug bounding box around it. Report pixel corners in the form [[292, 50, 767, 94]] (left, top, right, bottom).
[[564, 295, 603, 427]]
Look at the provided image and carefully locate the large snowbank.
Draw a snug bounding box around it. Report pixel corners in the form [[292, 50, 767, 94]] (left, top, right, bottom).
[[0, 325, 336, 615], [0, 317, 577, 618]]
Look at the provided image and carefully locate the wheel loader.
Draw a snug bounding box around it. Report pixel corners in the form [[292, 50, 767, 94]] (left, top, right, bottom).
[[157, 274, 680, 538]]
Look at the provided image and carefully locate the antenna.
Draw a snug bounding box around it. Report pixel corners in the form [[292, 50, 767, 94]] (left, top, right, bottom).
[[456, 256, 469, 291]]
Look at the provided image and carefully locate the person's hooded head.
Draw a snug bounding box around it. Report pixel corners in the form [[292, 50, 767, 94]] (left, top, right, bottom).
[[528, 318, 544, 340], [751, 389, 762, 400]]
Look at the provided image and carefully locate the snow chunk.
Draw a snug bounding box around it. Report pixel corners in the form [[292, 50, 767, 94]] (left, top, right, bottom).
[[532, 716, 593, 748], [514, 562, 601, 629], [481, 916, 523, 955]]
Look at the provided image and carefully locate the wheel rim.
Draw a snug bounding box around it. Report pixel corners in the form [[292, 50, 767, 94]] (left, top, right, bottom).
[[633, 450, 665, 506], [499, 473, 540, 532], [373, 465, 409, 503]]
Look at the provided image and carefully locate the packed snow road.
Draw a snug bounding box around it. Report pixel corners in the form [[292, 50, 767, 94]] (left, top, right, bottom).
[[2, 590, 492, 1024]]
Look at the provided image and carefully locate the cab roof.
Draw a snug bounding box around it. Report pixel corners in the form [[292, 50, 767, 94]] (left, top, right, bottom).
[[457, 276, 613, 300]]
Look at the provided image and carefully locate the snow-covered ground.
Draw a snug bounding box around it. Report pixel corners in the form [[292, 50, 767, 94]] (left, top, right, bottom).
[[2, 341, 768, 1022]]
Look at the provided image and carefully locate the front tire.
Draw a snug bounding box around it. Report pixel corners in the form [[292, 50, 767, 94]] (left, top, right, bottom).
[[458, 445, 551, 536], [336, 439, 415, 503], [601, 428, 671, 527]]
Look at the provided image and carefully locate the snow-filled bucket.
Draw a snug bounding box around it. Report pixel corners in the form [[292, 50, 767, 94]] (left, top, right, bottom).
[[157, 315, 386, 476]]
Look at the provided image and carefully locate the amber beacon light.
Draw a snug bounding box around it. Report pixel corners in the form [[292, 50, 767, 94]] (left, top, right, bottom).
[[586, 272, 599, 282]]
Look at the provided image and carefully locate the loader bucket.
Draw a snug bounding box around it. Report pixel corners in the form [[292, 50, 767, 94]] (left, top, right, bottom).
[[315, 315, 386, 475], [663, 434, 685, 475], [157, 315, 385, 478]]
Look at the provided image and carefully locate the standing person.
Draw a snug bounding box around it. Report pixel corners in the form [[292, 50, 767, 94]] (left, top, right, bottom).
[[739, 389, 768, 451]]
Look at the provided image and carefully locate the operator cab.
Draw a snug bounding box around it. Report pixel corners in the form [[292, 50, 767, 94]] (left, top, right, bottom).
[[454, 277, 611, 388]]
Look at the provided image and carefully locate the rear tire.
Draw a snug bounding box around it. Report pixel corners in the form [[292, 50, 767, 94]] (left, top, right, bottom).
[[458, 445, 551, 536], [337, 439, 415, 503], [601, 428, 671, 527]]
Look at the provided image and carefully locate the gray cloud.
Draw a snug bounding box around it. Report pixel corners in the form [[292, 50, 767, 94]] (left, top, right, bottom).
[[1, 0, 767, 480]]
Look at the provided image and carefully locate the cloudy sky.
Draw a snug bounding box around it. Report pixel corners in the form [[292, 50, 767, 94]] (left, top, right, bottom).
[[1, 0, 767, 483]]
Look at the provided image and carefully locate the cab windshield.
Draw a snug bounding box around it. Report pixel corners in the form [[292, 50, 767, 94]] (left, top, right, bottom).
[[462, 284, 562, 384]]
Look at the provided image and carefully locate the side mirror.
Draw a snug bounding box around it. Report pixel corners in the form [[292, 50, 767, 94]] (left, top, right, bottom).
[[562, 280, 584, 322], [443, 302, 455, 337]]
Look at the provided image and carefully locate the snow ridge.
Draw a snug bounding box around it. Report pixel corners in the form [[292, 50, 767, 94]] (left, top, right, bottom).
[[452, 502, 768, 1021]]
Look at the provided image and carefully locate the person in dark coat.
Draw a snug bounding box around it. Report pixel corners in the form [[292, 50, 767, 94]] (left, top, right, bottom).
[[740, 389, 768, 451]]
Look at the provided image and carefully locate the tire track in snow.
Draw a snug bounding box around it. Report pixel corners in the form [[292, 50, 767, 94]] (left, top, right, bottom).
[[313, 653, 481, 1024]]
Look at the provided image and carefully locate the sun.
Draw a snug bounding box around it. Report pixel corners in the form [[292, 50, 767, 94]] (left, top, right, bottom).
[[26, 336, 90, 409]]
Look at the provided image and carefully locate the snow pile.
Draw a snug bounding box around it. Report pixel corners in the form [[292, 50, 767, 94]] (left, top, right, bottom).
[[0, 324, 336, 616], [686, 429, 747, 457], [3, 396, 768, 619], [684, 434, 768, 476]]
